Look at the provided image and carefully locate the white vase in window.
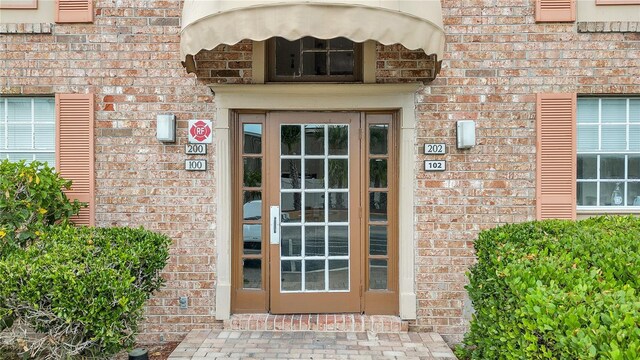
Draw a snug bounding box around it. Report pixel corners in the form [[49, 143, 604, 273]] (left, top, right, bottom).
[[611, 183, 623, 206]]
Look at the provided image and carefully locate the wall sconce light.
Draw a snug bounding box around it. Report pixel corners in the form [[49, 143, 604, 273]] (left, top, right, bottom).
[[457, 120, 476, 149], [156, 114, 176, 143]]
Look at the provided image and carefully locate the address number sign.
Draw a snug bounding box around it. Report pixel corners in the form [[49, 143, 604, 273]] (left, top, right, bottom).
[[185, 159, 207, 171], [186, 144, 207, 155], [424, 143, 446, 155], [424, 160, 446, 172]]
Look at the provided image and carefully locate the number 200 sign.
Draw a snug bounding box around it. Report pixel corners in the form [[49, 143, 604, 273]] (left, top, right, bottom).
[[424, 160, 446, 172]]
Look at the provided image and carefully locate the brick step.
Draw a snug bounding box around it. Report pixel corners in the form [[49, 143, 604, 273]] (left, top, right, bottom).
[[223, 314, 408, 332]]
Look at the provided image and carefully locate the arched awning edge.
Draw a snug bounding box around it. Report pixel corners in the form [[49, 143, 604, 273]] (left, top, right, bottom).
[[180, 2, 446, 62]]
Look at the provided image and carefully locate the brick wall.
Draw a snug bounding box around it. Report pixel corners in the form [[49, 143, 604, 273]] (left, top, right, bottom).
[[192, 41, 253, 84], [417, 0, 640, 343], [1, 0, 639, 345], [376, 44, 438, 83]]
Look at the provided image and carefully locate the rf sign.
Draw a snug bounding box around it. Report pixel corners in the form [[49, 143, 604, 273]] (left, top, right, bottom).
[[188, 120, 213, 144]]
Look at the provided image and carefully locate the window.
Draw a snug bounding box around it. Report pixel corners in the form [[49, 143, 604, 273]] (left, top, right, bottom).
[[577, 97, 640, 208], [596, 0, 640, 5], [0, 0, 92, 24], [576, 0, 640, 25], [0, 97, 55, 165], [268, 37, 361, 82], [0, 0, 37, 9]]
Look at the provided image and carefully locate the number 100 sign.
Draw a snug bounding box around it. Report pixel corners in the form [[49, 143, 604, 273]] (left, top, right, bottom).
[[424, 160, 446, 172], [185, 159, 207, 171]]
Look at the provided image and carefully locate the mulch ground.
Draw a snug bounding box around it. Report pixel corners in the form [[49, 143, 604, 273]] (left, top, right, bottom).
[[114, 342, 179, 360]]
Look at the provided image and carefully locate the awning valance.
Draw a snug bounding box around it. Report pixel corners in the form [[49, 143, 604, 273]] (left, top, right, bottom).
[[180, 0, 446, 61]]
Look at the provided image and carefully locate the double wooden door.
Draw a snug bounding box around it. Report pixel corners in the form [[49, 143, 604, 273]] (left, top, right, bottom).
[[232, 111, 397, 314]]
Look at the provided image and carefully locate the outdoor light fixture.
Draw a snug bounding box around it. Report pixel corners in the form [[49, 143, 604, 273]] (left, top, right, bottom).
[[128, 348, 149, 360], [156, 114, 176, 143], [456, 120, 476, 149]]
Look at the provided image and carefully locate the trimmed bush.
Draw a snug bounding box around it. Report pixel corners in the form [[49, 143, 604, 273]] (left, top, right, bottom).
[[0, 225, 170, 358], [0, 160, 83, 253], [457, 216, 640, 360]]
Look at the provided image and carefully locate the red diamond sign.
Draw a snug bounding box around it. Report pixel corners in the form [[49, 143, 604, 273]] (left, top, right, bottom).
[[188, 120, 212, 143]]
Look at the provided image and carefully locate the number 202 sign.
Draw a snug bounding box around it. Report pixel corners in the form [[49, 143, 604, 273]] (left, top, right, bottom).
[[425, 160, 446, 172], [424, 143, 446, 155]]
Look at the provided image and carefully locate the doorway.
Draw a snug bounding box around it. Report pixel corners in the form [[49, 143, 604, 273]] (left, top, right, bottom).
[[231, 111, 398, 314]]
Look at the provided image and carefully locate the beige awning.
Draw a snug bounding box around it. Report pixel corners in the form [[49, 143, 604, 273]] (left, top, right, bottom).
[[180, 0, 446, 61]]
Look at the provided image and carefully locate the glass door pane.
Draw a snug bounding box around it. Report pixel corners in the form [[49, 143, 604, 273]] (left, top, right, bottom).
[[241, 123, 264, 290], [280, 124, 350, 292], [367, 122, 391, 291]]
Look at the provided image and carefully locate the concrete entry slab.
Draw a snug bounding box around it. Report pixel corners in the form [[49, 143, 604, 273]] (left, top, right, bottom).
[[169, 330, 457, 359]]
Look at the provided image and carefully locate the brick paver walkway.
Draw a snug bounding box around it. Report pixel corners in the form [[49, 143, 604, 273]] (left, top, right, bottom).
[[169, 330, 457, 359]]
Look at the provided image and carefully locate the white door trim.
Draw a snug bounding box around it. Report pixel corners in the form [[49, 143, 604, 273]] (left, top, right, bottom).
[[213, 83, 420, 320]]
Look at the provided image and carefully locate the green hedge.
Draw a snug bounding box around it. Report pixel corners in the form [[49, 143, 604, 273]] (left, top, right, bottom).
[[457, 216, 640, 360], [0, 225, 170, 358], [0, 160, 83, 253]]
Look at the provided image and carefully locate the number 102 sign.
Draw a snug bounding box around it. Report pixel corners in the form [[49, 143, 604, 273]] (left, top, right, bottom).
[[424, 160, 446, 172]]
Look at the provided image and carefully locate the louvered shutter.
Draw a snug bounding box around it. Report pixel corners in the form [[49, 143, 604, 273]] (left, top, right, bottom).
[[55, 0, 93, 23], [535, 0, 576, 22], [56, 94, 95, 226], [536, 93, 577, 220]]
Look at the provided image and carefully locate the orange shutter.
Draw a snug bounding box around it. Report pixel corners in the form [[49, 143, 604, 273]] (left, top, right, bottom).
[[55, 0, 94, 23], [535, 0, 576, 22], [55, 94, 95, 226], [536, 93, 577, 220]]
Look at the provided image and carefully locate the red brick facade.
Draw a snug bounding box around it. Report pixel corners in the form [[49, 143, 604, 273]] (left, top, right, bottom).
[[1, 0, 639, 344]]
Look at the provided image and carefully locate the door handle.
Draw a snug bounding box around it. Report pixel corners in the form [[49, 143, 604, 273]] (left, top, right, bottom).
[[270, 206, 280, 244]]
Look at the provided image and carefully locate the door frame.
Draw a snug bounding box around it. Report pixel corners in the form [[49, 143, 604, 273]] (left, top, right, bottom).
[[213, 83, 420, 320], [232, 111, 399, 314]]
